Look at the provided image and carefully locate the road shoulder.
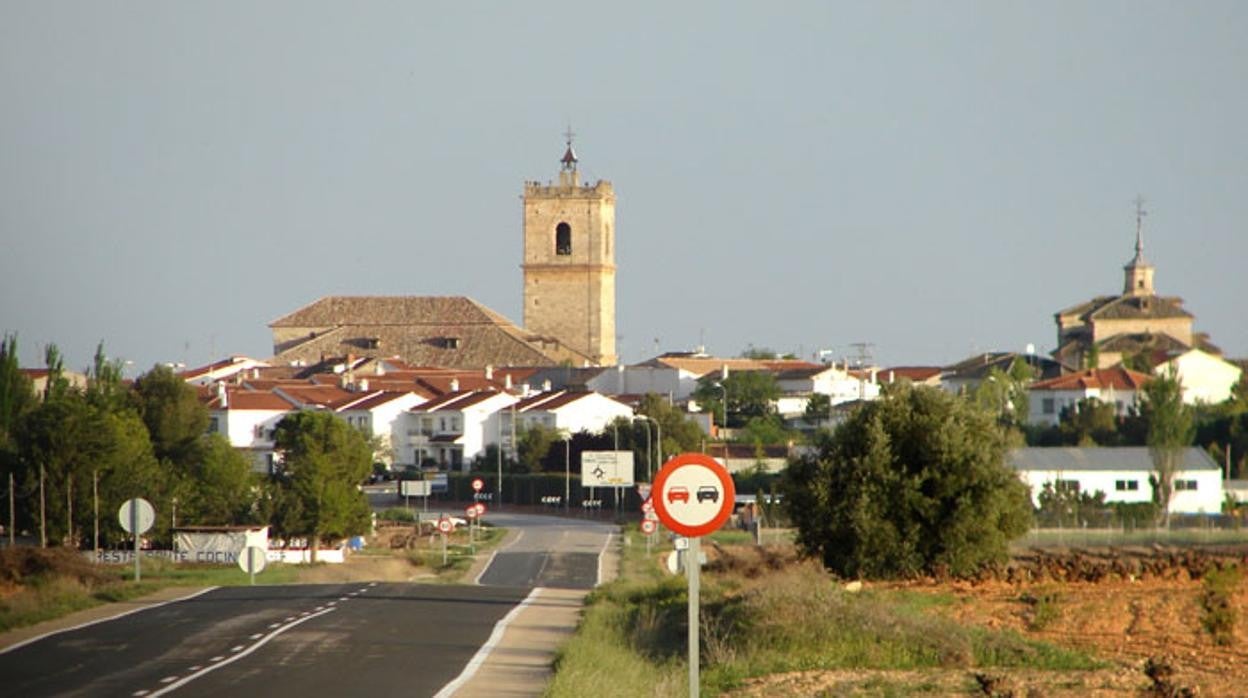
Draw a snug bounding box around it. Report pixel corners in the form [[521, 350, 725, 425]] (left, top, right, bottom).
[[0, 585, 212, 653]]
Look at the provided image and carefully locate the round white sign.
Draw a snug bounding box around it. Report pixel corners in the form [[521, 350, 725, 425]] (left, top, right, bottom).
[[641, 519, 657, 535], [471, 478, 484, 492], [652, 453, 735, 538], [438, 518, 453, 533], [238, 545, 267, 575], [118, 498, 155, 535]]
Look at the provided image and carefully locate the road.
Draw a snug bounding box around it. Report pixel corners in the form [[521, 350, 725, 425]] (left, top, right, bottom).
[[0, 510, 615, 697]]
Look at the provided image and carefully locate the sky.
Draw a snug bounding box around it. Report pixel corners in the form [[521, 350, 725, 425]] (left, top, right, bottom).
[[2, 2, 1246, 375]]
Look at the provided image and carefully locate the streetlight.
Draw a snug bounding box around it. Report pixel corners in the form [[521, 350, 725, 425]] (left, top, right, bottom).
[[634, 415, 661, 482], [560, 430, 571, 512]]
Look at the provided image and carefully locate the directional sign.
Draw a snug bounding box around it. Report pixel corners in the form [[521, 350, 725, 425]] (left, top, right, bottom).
[[471, 478, 485, 492], [641, 519, 657, 535], [637, 483, 652, 500], [400, 480, 431, 497], [651, 452, 735, 539], [438, 518, 453, 534], [581, 451, 635, 487], [118, 498, 155, 535]]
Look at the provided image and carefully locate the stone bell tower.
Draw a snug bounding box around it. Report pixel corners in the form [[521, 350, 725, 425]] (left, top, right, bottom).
[[522, 133, 617, 366]]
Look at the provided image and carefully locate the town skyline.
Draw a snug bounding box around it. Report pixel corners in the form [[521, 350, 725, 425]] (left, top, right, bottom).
[[3, 3, 1246, 373]]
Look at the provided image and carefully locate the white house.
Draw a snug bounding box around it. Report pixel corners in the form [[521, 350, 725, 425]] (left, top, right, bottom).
[[334, 390, 428, 468], [1154, 349, 1243, 406], [406, 390, 518, 471], [205, 385, 298, 474], [505, 390, 635, 439], [181, 356, 271, 387], [1008, 447, 1224, 514], [1026, 367, 1152, 427]]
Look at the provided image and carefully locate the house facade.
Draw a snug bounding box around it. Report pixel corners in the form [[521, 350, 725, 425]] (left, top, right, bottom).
[[1009, 447, 1224, 514], [1154, 349, 1242, 406], [1026, 367, 1151, 427], [406, 390, 518, 471], [334, 390, 427, 468], [205, 385, 297, 474]]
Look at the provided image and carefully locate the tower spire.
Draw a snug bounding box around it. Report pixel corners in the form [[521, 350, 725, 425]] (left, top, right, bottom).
[[1133, 195, 1148, 262], [1123, 195, 1155, 296], [560, 126, 578, 172]]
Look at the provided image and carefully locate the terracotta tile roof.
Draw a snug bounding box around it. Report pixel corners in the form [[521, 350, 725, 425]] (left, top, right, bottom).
[[410, 390, 507, 413], [1088, 295, 1192, 321], [641, 355, 820, 377], [1029, 367, 1152, 392], [879, 367, 943, 382], [274, 385, 356, 407], [206, 389, 298, 411], [335, 390, 420, 411]]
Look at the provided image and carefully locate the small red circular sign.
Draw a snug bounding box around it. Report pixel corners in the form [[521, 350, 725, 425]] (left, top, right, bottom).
[[465, 505, 478, 518], [474, 502, 486, 516], [652, 452, 735, 538], [438, 518, 452, 533], [471, 478, 484, 492], [641, 519, 657, 535]]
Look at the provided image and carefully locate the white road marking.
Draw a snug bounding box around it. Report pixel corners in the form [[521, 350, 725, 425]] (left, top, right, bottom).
[[230, 645, 245, 653], [187, 665, 202, 671], [0, 587, 219, 656], [209, 656, 224, 662], [338, 596, 349, 601], [327, 601, 336, 607], [368, 582, 377, 587], [159, 676, 178, 683], [132, 691, 150, 696], [284, 616, 296, 622], [145, 607, 337, 698], [268, 623, 281, 629], [433, 588, 542, 698], [249, 633, 263, 640], [474, 529, 525, 585]]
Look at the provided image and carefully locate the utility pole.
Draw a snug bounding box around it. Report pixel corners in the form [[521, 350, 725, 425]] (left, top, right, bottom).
[[93, 471, 99, 555], [66, 472, 73, 547], [39, 464, 46, 548]]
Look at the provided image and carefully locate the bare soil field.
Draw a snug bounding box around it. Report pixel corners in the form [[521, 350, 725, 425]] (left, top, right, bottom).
[[731, 546, 1248, 697]]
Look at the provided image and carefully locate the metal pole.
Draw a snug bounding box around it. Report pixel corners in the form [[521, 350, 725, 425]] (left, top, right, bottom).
[[39, 464, 46, 548], [249, 548, 256, 586], [8, 473, 14, 548], [564, 437, 570, 512], [655, 419, 662, 474], [93, 471, 99, 555], [687, 536, 701, 698], [66, 472, 72, 547], [132, 502, 141, 582]]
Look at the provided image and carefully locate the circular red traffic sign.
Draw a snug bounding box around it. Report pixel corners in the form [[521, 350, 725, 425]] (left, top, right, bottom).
[[651, 452, 735, 538], [438, 518, 452, 533], [465, 505, 478, 519], [474, 502, 486, 516], [640, 497, 654, 514], [640, 519, 657, 535], [471, 478, 484, 492]]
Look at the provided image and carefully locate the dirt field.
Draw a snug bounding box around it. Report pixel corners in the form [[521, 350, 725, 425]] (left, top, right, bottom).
[[730, 548, 1248, 697]]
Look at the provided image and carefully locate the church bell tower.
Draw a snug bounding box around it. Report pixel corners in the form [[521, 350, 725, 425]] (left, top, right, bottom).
[[522, 133, 617, 366]]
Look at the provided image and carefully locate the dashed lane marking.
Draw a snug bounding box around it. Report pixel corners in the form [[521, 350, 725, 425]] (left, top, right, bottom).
[[187, 665, 202, 671], [249, 633, 263, 640], [230, 645, 245, 653], [209, 656, 224, 662], [159, 676, 178, 684]]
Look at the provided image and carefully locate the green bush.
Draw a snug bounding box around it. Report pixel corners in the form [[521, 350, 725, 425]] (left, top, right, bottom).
[[1201, 565, 1241, 646]]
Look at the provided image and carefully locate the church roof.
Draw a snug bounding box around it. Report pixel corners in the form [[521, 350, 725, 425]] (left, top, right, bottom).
[[1087, 294, 1192, 321], [269, 296, 591, 369]]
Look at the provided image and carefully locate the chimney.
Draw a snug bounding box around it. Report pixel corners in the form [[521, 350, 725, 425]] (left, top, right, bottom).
[[450, 378, 460, 392], [542, 379, 552, 391], [485, 365, 494, 380], [216, 382, 228, 408], [359, 378, 369, 392], [504, 374, 513, 390]]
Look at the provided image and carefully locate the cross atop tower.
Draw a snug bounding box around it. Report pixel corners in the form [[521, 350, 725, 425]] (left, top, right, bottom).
[[1133, 195, 1148, 259], [560, 126, 578, 172]]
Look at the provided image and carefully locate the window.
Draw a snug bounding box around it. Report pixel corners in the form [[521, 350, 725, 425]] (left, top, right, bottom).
[[556, 222, 572, 255], [208, 417, 219, 434], [1115, 479, 1139, 491], [1175, 479, 1198, 491], [1056, 479, 1080, 493], [1042, 398, 1055, 415]]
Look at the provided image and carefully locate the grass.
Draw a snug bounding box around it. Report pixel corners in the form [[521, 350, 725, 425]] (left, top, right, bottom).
[[546, 527, 1104, 697], [1200, 565, 1241, 646], [1018, 527, 1248, 549]]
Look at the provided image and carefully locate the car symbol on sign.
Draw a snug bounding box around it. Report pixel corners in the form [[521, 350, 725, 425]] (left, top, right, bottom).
[[667, 486, 690, 503], [696, 486, 719, 503]]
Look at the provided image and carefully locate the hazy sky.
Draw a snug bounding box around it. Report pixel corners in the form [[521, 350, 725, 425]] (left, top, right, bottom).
[[3, 2, 1246, 375]]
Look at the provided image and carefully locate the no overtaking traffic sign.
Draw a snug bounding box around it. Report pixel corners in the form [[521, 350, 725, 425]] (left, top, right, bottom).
[[651, 452, 735, 539]]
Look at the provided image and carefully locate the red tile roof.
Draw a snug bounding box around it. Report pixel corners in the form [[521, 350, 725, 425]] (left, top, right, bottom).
[[1029, 367, 1152, 392]]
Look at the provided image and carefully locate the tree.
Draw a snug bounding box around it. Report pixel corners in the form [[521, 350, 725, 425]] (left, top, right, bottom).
[[782, 383, 1032, 579], [1141, 370, 1194, 527], [132, 364, 210, 467], [803, 393, 831, 426], [271, 411, 372, 558], [693, 371, 780, 429], [516, 422, 560, 473], [1058, 398, 1121, 446], [0, 334, 35, 450], [179, 435, 258, 526]]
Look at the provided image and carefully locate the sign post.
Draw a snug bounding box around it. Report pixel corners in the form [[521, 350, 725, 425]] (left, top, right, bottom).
[[118, 498, 155, 582], [438, 517, 452, 565], [652, 453, 735, 698], [238, 545, 267, 585]]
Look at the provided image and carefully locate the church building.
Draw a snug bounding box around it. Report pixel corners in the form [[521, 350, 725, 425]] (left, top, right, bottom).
[[1053, 204, 1218, 370], [268, 138, 618, 369]]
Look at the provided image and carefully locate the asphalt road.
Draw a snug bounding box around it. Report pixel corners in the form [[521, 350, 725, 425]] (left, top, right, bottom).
[[0, 510, 615, 697]]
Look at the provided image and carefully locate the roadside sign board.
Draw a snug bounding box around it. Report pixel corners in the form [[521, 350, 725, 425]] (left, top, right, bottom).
[[471, 478, 484, 492], [652, 452, 735, 539], [465, 505, 478, 519], [637, 483, 652, 500], [238, 545, 267, 583], [400, 480, 431, 497], [438, 518, 452, 534], [430, 473, 449, 493], [581, 451, 635, 487], [641, 519, 657, 535], [474, 502, 486, 516], [118, 498, 155, 535]]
